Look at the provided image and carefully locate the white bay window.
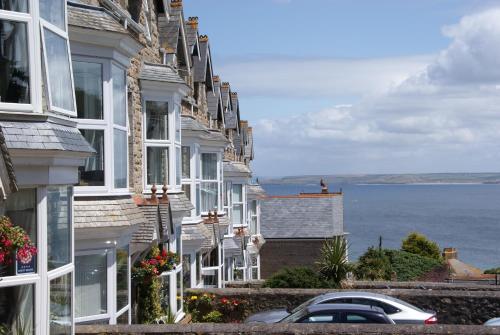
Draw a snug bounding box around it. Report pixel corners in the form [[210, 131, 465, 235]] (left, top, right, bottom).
[[144, 99, 181, 190], [200, 153, 219, 213], [232, 184, 245, 227], [73, 57, 129, 194]]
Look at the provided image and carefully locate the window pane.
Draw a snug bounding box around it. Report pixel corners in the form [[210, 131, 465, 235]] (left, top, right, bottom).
[[0, 189, 36, 276], [146, 147, 168, 185], [176, 147, 181, 186], [250, 217, 257, 235], [117, 312, 129, 325], [182, 184, 191, 201], [252, 268, 259, 280], [40, 0, 65, 30], [50, 273, 72, 335], [196, 252, 201, 284], [75, 253, 107, 317], [0, 285, 34, 333], [117, 247, 129, 311], [47, 186, 72, 270], [73, 61, 103, 119], [0, 0, 28, 12], [0, 20, 29, 103], [182, 254, 191, 289], [112, 65, 126, 126], [146, 101, 168, 140], [195, 184, 200, 216], [201, 182, 218, 213], [232, 184, 242, 203], [201, 153, 217, 180], [175, 104, 181, 142], [79, 129, 104, 186], [160, 275, 170, 314], [176, 270, 182, 313], [232, 204, 243, 226], [43, 28, 74, 112], [114, 129, 127, 189], [181, 146, 190, 179]]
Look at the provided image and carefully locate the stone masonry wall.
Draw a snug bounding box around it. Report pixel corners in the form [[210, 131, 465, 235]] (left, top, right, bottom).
[[77, 323, 500, 335], [126, 1, 162, 194], [187, 287, 500, 325], [260, 240, 324, 279]]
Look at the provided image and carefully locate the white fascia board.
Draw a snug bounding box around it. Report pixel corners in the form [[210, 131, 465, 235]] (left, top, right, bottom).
[[69, 27, 143, 66], [140, 80, 191, 97]]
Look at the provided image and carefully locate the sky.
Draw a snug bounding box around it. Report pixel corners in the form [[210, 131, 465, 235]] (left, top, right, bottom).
[[184, 0, 500, 177]]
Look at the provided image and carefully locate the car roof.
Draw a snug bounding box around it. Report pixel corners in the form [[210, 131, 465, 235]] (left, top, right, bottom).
[[306, 303, 385, 314]]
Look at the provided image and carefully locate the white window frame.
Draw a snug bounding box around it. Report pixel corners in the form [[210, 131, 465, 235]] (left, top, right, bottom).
[[39, 0, 77, 116], [73, 56, 130, 196], [143, 95, 181, 192], [201, 243, 224, 288], [200, 151, 221, 215], [0, 4, 40, 113], [115, 245, 131, 324], [232, 183, 246, 228]]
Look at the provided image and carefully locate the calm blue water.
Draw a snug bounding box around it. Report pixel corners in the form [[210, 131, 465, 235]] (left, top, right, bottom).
[[261, 183, 500, 270]]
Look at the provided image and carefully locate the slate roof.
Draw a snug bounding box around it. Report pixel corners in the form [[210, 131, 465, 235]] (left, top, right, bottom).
[[233, 132, 242, 156], [184, 20, 199, 52], [182, 223, 206, 242], [245, 127, 254, 160], [260, 194, 344, 239], [218, 215, 230, 236], [247, 184, 267, 199], [223, 161, 251, 176], [0, 121, 94, 153], [207, 79, 222, 120], [139, 62, 186, 85], [193, 40, 209, 83], [168, 192, 195, 213], [132, 205, 158, 244], [223, 236, 242, 256], [74, 197, 145, 229], [181, 116, 228, 143], [67, 1, 128, 34], [158, 7, 183, 53], [201, 223, 218, 251], [221, 85, 238, 129]]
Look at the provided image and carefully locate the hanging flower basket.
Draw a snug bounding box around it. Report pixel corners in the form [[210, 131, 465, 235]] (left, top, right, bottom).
[[0, 216, 37, 273]]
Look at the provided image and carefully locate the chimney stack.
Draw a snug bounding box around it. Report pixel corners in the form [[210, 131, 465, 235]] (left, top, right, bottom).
[[187, 16, 198, 29]]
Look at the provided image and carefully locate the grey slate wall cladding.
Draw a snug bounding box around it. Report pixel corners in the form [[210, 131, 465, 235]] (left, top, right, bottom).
[[68, 3, 128, 34], [139, 62, 187, 84], [260, 195, 344, 239]]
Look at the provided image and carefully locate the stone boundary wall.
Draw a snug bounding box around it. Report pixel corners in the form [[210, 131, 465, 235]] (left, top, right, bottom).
[[187, 288, 500, 325], [76, 324, 500, 335]]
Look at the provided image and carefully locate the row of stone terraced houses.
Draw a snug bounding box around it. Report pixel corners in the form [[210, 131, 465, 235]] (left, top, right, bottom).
[[0, 0, 266, 332]]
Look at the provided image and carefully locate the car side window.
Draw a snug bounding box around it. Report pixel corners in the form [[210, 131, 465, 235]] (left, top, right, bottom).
[[345, 312, 388, 324], [300, 312, 339, 323], [323, 298, 352, 304]]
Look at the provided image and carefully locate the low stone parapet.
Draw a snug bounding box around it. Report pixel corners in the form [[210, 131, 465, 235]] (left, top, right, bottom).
[[76, 323, 500, 335]]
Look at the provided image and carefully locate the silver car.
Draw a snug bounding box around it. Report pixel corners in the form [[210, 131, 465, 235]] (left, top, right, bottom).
[[245, 291, 437, 324], [485, 317, 500, 326]]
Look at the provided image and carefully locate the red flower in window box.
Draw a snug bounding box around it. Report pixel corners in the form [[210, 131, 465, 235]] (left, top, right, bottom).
[[0, 216, 37, 267]]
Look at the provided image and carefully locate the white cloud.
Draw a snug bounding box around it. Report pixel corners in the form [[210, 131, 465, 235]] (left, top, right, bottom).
[[248, 7, 500, 176]]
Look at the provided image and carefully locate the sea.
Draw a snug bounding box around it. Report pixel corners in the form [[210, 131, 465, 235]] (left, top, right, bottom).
[[261, 183, 500, 270]]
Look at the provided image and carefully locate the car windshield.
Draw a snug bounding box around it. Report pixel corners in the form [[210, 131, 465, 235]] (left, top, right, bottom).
[[290, 297, 320, 314], [280, 308, 309, 323]]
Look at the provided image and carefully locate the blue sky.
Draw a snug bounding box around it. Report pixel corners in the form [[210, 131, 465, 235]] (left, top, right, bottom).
[[184, 1, 500, 177]]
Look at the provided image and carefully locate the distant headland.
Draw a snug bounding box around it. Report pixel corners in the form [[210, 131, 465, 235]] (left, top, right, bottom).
[[261, 173, 500, 185]]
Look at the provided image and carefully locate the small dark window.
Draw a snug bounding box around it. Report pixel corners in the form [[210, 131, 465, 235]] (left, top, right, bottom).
[[345, 312, 388, 324], [300, 312, 339, 324]]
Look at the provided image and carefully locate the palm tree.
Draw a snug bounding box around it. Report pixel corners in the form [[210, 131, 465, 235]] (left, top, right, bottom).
[[316, 236, 351, 287]]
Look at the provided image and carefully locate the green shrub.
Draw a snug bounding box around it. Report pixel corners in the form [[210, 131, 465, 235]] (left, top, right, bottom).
[[353, 247, 392, 281], [385, 249, 442, 281], [263, 266, 328, 288], [316, 236, 351, 288], [484, 267, 500, 274], [401, 232, 441, 260], [203, 311, 223, 323]]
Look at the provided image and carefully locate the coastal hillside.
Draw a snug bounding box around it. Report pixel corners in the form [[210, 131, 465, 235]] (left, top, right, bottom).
[[261, 173, 500, 185]]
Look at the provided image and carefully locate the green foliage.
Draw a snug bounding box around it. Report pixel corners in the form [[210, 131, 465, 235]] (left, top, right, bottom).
[[354, 247, 392, 281], [385, 249, 442, 281], [185, 293, 246, 323], [401, 232, 441, 260], [484, 267, 500, 274], [263, 266, 329, 288], [203, 311, 223, 323], [136, 276, 162, 324], [316, 236, 351, 288]]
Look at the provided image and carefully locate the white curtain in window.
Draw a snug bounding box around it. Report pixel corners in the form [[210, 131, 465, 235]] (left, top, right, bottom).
[[112, 65, 126, 127], [75, 253, 107, 317], [201, 182, 218, 213], [232, 204, 243, 226], [40, 0, 65, 30], [232, 184, 242, 203], [0, 0, 28, 12], [147, 147, 168, 185], [114, 129, 127, 188]]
